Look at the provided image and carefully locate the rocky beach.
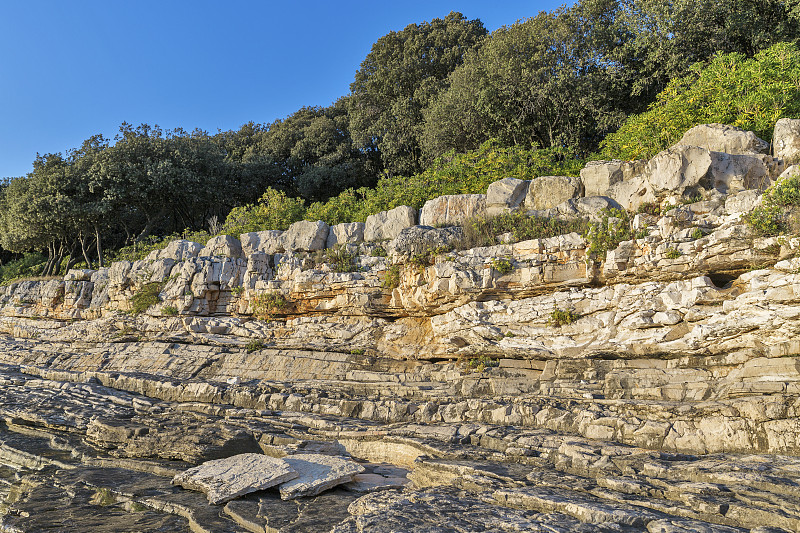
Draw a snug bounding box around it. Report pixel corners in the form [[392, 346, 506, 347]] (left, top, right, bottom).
[[1, 123, 800, 532]]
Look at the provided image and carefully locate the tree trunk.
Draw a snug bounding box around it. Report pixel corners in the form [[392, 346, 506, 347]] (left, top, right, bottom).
[[95, 226, 104, 268], [79, 232, 93, 270]]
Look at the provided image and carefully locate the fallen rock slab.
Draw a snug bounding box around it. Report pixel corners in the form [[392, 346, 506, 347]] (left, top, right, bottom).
[[279, 454, 365, 500], [172, 453, 298, 505]]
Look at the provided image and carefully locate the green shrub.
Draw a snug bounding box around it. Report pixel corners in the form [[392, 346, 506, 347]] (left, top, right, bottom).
[[465, 355, 499, 373], [370, 246, 387, 257], [636, 202, 661, 216], [222, 188, 306, 237], [600, 42, 800, 161], [382, 265, 401, 289], [0, 252, 47, 285], [161, 305, 178, 316], [460, 211, 588, 249], [245, 339, 264, 353], [765, 174, 800, 207], [665, 248, 682, 259], [691, 228, 704, 239], [108, 229, 212, 263], [548, 308, 580, 327], [251, 291, 290, 321], [324, 245, 358, 272], [584, 208, 631, 259], [129, 282, 165, 314], [743, 175, 800, 236], [491, 257, 514, 274]]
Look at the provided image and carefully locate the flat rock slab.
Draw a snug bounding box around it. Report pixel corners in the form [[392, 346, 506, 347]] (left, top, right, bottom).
[[279, 453, 365, 500], [172, 453, 298, 505]]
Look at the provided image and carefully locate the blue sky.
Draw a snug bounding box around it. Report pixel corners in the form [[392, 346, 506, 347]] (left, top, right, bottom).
[[0, 1, 567, 179]]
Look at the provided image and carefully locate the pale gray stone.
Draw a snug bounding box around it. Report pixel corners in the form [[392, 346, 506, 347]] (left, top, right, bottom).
[[677, 123, 769, 154], [199, 235, 244, 259], [172, 453, 298, 505], [327, 222, 365, 248], [364, 206, 417, 241], [240, 230, 284, 255], [279, 454, 365, 500], [725, 190, 762, 216], [774, 118, 800, 167], [419, 195, 486, 226], [486, 178, 529, 216], [281, 220, 329, 252], [526, 176, 583, 210], [580, 159, 646, 197], [158, 239, 204, 261]]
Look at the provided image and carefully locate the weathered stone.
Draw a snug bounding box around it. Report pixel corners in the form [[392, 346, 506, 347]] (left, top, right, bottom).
[[239, 230, 284, 255], [677, 123, 769, 154], [387, 226, 465, 261], [419, 195, 486, 226], [364, 206, 417, 241], [158, 239, 204, 261], [725, 190, 762, 216], [199, 235, 244, 259], [172, 453, 298, 505], [327, 222, 365, 248], [278, 454, 364, 500], [65, 269, 94, 282], [774, 118, 800, 167], [526, 176, 583, 210], [486, 178, 529, 216], [580, 159, 646, 197], [281, 220, 329, 252]]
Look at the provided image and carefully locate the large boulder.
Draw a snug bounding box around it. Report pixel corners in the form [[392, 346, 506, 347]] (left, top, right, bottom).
[[607, 175, 657, 211], [419, 195, 485, 226], [365, 206, 417, 241], [774, 118, 800, 167], [388, 226, 465, 262], [677, 123, 769, 155], [278, 454, 365, 500], [544, 196, 624, 221], [281, 220, 329, 252], [580, 160, 646, 197], [240, 230, 284, 255], [485, 178, 529, 216], [526, 176, 583, 210], [158, 239, 204, 261], [327, 222, 365, 248], [641, 145, 712, 196], [172, 453, 298, 505], [199, 235, 244, 259], [709, 152, 777, 194]]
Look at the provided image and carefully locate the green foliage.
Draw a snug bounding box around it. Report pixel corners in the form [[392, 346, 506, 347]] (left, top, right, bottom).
[[636, 202, 662, 216], [306, 140, 583, 226], [245, 339, 264, 353], [108, 229, 212, 263], [765, 174, 800, 207], [465, 355, 499, 373], [129, 282, 165, 315], [382, 265, 401, 289], [222, 188, 306, 237], [350, 348, 366, 355], [491, 257, 514, 275], [0, 253, 47, 285], [251, 291, 290, 321], [161, 305, 178, 316], [460, 210, 589, 250], [231, 286, 244, 296], [324, 245, 358, 273], [601, 43, 800, 160], [665, 248, 682, 259], [370, 246, 387, 257], [691, 227, 704, 239], [584, 208, 631, 259], [743, 173, 800, 236], [548, 308, 580, 327]]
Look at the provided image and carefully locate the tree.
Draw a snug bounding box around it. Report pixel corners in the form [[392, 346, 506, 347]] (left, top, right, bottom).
[[348, 12, 487, 176]]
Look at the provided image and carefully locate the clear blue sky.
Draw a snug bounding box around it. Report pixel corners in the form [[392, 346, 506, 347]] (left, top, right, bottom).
[[0, 1, 568, 179]]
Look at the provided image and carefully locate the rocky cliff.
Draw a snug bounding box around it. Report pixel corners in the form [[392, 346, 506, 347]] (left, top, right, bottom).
[[1, 123, 800, 532]]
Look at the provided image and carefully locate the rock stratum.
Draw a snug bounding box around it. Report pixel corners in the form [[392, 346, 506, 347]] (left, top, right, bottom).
[[2, 123, 800, 532]]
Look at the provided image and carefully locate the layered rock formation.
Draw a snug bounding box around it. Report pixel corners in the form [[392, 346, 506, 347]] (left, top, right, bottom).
[[1, 124, 800, 532]]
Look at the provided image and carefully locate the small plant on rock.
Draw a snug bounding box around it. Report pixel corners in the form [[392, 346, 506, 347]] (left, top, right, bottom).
[[465, 355, 499, 373], [161, 305, 178, 316], [548, 308, 580, 327], [491, 257, 514, 275], [636, 202, 661, 216], [324, 245, 359, 273], [129, 282, 165, 315], [665, 247, 682, 259], [584, 208, 631, 261], [370, 246, 387, 257], [382, 264, 401, 289], [691, 227, 703, 239], [245, 339, 264, 353], [251, 291, 290, 321]]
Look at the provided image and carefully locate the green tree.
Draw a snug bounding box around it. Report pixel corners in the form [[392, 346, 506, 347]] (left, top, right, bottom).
[[348, 12, 487, 176]]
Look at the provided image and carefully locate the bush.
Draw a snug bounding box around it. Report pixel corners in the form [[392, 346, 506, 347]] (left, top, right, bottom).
[[245, 339, 264, 353], [491, 258, 514, 274], [251, 291, 290, 321], [324, 245, 358, 272], [743, 173, 800, 236], [548, 308, 580, 327], [665, 248, 682, 259], [584, 208, 631, 259], [460, 211, 588, 249], [0, 252, 47, 285], [222, 188, 306, 237], [382, 265, 400, 289], [600, 42, 800, 161], [465, 355, 499, 373], [129, 282, 164, 314], [161, 305, 178, 316]]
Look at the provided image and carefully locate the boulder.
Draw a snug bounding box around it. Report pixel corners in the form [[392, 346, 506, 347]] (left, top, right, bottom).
[[549, 196, 624, 221], [580, 160, 646, 197], [419, 194, 486, 226], [388, 226, 465, 262], [607, 175, 657, 212], [172, 453, 298, 505], [677, 123, 769, 154], [200, 235, 244, 259], [526, 176, 583, 210], [327, 222, 365, 248], [486, 178, 529, 216], [278, 454, 365, 500], [725, 190, 762, 216], [240, 230, 284, 255], [281, 220, 329, 252], [642, 145, 712, 196], [365, 206, 417, 241], [709, 152, 775, 194], [774, 118, 800, 167], [64, 269, 94, 282], [159, 239, 204, 261]]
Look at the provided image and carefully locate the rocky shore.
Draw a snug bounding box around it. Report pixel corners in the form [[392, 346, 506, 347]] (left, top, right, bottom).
[[1, 123, 800, 532]]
